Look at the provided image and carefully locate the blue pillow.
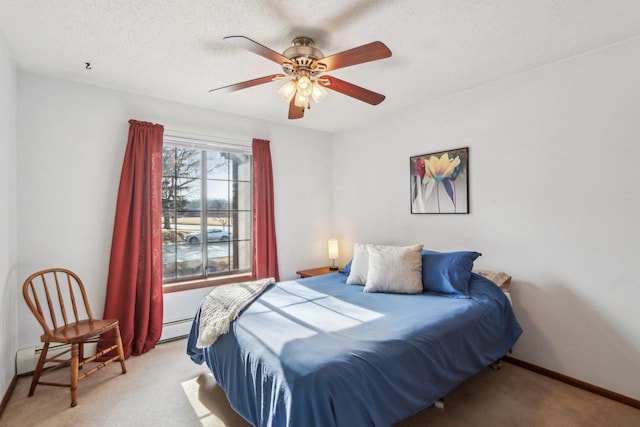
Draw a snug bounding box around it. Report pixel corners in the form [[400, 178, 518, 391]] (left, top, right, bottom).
[[421, 250, 481, 297], [340, 260, 352, 275]]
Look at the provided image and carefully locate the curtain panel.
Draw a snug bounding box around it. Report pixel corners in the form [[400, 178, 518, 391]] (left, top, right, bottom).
[[252, 138, 279, 281], [99, 119, 164, 358]]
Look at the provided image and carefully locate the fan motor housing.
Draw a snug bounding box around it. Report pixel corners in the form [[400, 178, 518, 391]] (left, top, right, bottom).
[[283, 37, 324, 62]]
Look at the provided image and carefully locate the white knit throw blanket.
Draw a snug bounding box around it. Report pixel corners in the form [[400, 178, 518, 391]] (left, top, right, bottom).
[[196, 277, 274, 348]]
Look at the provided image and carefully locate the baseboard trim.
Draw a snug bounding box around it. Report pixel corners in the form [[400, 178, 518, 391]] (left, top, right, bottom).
[[503, 356, 640, 409], [158, 334, 189, 344], [0, 375, 18, 421]]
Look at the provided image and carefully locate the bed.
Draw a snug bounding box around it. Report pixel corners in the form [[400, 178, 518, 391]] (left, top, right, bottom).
[[187, 269, 522, 427]]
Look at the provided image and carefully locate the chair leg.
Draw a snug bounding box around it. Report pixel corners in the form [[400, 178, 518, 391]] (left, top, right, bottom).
[[70, 343, 79, 407], [79, 342, 84, 369], [29, 342, 49, 397], [114, 325, 127, 374]]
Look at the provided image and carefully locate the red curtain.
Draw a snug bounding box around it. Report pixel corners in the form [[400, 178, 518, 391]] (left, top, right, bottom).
[[252, 138, 279, 281], [99, 120, 164, 358]]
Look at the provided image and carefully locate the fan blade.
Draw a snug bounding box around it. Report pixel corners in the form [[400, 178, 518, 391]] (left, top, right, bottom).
[[209, 74, 285, 93], [288, 98, 305, 119], [224, 36, 294, 66], [321, 76, 386, 105], [319, 41, 391, 72]]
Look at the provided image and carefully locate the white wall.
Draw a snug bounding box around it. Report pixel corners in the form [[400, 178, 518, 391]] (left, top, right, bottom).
[[16, 72, 333, 349], [333, 37, 640, 400], [0, 35, 18, 402]]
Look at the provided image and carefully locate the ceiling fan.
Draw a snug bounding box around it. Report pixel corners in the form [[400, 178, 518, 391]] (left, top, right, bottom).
[[210, 36, 392, 119]]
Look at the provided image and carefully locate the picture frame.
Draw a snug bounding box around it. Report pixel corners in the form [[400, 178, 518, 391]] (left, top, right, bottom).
[[410, 147, 469, 214]]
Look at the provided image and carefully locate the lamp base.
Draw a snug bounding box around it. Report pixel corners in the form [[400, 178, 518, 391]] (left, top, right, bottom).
[[329, 266, 339, 271]]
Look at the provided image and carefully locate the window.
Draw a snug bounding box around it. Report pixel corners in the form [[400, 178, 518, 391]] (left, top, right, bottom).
[[161, 137, 252, 289]]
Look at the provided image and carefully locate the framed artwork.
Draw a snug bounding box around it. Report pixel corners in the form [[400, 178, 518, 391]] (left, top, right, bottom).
[[410, 147, 469, 214]]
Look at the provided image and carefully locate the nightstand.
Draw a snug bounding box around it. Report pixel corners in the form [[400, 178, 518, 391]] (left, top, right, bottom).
[[473, 270, 512, 292], [295, 266, 339, 278]]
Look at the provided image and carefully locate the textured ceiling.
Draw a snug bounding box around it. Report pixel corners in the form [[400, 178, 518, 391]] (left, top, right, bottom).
[[2, 0, 640, 133]]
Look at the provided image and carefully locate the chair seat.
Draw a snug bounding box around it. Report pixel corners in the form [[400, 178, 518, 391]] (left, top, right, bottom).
[[43, 319, 121, 344]]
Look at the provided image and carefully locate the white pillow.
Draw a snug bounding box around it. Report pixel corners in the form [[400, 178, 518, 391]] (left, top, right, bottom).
[[364, 244, 424, 294], [346, 243, 369, 285]]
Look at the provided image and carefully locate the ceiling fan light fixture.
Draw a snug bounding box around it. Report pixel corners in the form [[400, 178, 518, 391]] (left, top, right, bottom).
[[278, 80, 297, 102], [296, 76, 313, 97], [311, 81, 328, 103]]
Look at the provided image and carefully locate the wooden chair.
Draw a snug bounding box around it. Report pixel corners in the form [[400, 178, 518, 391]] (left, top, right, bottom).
[[22, 268, 127, 407]]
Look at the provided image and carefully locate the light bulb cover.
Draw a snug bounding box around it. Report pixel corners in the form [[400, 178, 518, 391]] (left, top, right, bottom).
[[311, 81, 328, 103], [278, 80, 297, 102], [294, 92, 309, 108], [296, 76, 313, 97]]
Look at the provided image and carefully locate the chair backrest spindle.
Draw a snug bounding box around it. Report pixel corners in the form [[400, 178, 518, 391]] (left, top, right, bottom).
[[77, 277, 94, 321], [41, 275, 58, 331], [27, 280, 52, 336], [67, 273, 81, 323], [54, 271, 70, 327]]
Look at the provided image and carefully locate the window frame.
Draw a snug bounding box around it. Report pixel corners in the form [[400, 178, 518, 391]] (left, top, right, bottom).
[[161, 133, 253, 293]]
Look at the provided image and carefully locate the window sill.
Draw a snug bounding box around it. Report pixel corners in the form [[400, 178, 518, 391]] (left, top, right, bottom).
[[162, 273, 254, 294]]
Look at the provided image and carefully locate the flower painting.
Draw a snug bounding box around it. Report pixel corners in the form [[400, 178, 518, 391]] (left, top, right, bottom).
[[410, 147, 469, 214]]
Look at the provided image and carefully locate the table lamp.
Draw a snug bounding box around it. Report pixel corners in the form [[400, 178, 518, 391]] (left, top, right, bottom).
[[328, 238, 339, 271]]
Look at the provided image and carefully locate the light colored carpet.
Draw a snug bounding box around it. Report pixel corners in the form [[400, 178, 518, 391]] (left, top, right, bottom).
[[1, 339, 638, 426]]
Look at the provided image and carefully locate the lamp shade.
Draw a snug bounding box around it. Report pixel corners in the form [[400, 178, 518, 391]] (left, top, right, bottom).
[[311, 81, 328, 103], [296, 76, 313, 97], [328, 238, 339, 260], [278, 80, 297, 102], [294, 92, 310, 108]]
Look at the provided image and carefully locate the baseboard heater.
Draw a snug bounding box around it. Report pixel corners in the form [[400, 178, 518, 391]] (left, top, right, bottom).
[[159, 317, 194, 343], [16, 318, 194, 375], [16, 343, 84, 376]]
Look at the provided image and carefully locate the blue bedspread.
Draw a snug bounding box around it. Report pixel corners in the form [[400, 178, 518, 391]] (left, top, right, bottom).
[[187, 273, 522, 427]]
